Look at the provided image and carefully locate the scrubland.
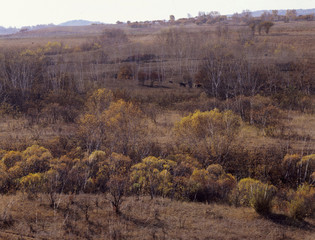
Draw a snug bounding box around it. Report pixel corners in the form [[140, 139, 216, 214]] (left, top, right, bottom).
[[0, 16, 314, 239]]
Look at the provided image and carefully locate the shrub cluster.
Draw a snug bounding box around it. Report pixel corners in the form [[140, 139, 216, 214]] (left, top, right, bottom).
[[235, 178, 277, 215]]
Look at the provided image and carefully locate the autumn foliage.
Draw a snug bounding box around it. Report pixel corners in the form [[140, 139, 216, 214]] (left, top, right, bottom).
[[174, 109, 241, 163], [0, 14, 314, 235]]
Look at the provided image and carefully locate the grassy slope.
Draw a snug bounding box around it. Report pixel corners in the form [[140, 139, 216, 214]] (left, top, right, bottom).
[[0, 21, 314, 153], [0, 194, 314, 239], [0, 20, 314, 240]]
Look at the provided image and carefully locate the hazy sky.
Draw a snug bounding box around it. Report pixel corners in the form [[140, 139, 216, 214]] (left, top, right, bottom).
[[0, 0, 314, 27]]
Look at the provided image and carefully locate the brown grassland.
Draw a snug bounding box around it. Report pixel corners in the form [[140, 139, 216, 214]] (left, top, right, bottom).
[[0, 194, 314, 239], [0, 15, 314, 239]]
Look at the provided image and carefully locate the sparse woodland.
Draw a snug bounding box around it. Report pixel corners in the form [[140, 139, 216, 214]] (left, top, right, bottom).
[[0, 11, 314, 239]]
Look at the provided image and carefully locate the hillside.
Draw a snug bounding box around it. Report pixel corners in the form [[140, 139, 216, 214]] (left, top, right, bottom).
[[0, 195, 314, 239], [0, 9, 314, 240]]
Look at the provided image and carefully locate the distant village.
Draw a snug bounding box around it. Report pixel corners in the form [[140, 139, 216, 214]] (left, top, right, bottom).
[[0, 8, 314, 35]]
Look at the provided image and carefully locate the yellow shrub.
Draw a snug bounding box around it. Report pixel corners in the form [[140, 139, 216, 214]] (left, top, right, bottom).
[[20, 173, 45, 198], [1, 151, 23, 169], [288, 184, 315, 220], [130, 156, 176, 198], [297, 154, 315, 184], [174, 109, 241, 160], [237, 178, 277, 215], [189, 165, 236, 202]]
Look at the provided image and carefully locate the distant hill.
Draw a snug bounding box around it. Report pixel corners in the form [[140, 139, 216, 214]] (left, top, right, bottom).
[[0, 8, 314, 35], [250, 8, 315, 17], [58, 20, 103, 26]]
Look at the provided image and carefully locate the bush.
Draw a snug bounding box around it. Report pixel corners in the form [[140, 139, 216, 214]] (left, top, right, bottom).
[[117, 65, 133, 80], [188, 165, 236, 202], [281, 154, 300, 187], [1, 151, 23, 169], [297, 154, 315, 184], [289, 197, 308, 221], [19, 173, 44, 199], [251, 184, 276, 215], [288, 184, 315, 220], [130, 156, 176, 198], [237, 178, 277, 215], [174, 108, 241, 163]]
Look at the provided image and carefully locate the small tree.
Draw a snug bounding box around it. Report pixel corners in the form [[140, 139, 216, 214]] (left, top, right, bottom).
[[43, 169, 62, 208], [106, 153, 132, 214], [260, 21, 274, 34], [107, 175, 128, 214], [137, 70, 147, 86], [20, 173, 44, 199], [286, 9, 297, 22], [86, 88, 113, 115], [272, 10, 278, 21], [78, 96, 147, 155], [117, 64, 133, 80], [102, 100, 146, 155], [174, 109, 241, 164], [149, 71, 159, 87], [169, 15, 175, 22]]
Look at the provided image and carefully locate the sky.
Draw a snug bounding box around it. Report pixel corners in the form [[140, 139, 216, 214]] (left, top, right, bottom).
[[0, 0, 314, 28]]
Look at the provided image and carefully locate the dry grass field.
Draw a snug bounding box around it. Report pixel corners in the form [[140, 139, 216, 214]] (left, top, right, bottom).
[[0, 17, 314, 239], [0, 194, 314, 240]]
